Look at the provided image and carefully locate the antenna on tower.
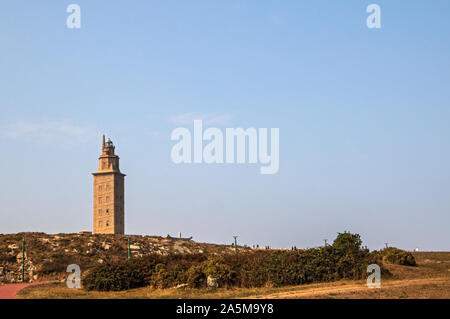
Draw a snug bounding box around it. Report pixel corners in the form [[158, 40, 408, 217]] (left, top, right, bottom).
[[102, 134, 105, 149]]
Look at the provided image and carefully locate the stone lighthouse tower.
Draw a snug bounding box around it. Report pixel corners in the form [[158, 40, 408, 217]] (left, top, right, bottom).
[[92, 135, 125, 234]]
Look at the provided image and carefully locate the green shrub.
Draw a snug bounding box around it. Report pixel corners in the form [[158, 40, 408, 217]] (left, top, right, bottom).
[[381, 247, 417, 266], [83, 254, 206, 291], [82, 234, 390, 291], [333, 231, 362, 251], [83, 256, 157, 291], [38, 255, 80, 275], [202, 258, 236, 287], [187, 265, 206, 288]]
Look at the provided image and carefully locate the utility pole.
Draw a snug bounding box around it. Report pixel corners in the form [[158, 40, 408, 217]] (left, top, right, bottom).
[[127, 238, 131, 260], [233, 236, 238, 253], [22, 237, 25, 283], [384, 243, 389, 249], [323, 239, 328, 247]]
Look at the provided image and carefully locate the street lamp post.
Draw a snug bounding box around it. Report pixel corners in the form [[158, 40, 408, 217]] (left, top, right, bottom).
[[233, 236, 238, 253], [22, 237, 25, 283], [128, 238, 131, 260]]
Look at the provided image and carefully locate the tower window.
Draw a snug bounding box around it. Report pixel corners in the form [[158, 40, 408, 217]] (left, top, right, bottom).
[[106, 196, 110, 203], [98, 197, 102, 204], [106, 220, 110, 227], [98, 185, 102, 192], [98, 209, 102, 215], [106, 209, 110, 214]]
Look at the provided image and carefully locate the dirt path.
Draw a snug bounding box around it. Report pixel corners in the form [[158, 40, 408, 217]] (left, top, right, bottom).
[[249, 277, 449, 299], [0, 282, 50, 299]]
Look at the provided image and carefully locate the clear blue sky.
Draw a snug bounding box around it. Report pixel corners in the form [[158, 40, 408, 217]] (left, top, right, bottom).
[[1, 1, 449, 250]]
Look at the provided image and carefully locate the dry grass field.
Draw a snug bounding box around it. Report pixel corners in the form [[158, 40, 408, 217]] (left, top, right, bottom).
[[16, 252, 450, 299]]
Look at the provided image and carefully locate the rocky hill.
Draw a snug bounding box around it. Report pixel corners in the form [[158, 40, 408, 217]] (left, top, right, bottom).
[[0, 232, 250, 284]]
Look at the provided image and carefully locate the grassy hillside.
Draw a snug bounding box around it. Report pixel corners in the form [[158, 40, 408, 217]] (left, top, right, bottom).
[[0, 232, 249, 284]]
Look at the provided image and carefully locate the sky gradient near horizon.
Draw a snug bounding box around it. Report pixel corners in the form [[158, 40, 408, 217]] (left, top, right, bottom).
[[1, 1, 449, 250]]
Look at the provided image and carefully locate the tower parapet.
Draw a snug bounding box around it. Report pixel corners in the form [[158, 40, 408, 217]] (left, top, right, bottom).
[[97, 134, 121, 173], [92, 135, 125, 234]]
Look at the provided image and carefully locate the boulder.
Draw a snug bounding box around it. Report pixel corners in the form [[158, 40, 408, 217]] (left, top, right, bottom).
[[207, 276, 219, 289], [5, 271, 16, 283], [175, 283, 188, 289], [16, 252, 27, 263]]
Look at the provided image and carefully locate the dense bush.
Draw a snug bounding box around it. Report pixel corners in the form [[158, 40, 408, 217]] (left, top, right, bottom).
[[83, 238, 387, 291], [333, 232, 362, 251], [186, 265, 206, 288], [83, 261, 153, 291], [202, 258, 236, 287], [379, 247, 417, 266], [83, 254, 206, 291], [38, 255, 81, 275], [0, 251, 17, 263], [222, 247, 382, 288]]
